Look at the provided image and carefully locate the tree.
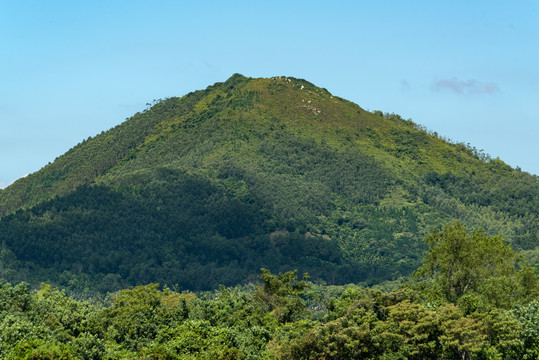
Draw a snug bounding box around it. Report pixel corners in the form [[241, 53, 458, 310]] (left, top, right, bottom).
[[414, 222, 536, 308], [254, 269, 311, 324], [512, 301, 539, 358]]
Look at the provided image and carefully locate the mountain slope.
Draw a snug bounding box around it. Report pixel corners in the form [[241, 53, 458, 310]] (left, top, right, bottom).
[[0, 74, 537, 291]]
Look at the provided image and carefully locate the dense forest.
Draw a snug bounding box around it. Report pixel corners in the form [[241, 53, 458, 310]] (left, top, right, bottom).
[[0, 223, 538, 359], [0, 74, 537, 293]]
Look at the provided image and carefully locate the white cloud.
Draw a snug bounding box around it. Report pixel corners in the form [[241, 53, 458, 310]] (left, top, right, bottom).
[[432, 77, 500, 95]]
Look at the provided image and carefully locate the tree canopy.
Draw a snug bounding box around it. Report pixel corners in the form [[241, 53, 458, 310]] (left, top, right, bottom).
[[415, 222, 539, 310]]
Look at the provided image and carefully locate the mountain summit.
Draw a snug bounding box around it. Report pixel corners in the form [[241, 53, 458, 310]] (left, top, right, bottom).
[[0, 74, 537, 291]]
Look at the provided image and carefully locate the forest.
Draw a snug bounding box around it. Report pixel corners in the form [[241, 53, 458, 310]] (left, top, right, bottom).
[[0, 223, 538, 359]]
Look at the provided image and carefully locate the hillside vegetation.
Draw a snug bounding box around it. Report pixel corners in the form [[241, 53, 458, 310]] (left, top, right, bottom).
[[0, 223, 538, 359], [0, 74, 537, 292]]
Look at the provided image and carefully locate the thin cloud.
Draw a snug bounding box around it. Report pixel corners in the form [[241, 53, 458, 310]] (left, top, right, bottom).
[[400, 80, 411, 92], [432, 77, 500, 95]]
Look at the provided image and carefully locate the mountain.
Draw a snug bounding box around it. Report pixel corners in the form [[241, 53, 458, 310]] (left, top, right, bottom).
[[0, 74, 537, 292]]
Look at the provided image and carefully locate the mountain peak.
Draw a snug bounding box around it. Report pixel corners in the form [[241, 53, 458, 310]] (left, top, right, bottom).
[[0, 75, 536, 291]]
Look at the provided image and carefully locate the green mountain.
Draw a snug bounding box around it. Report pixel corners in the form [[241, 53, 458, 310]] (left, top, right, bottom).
[[0, 74, 537, 292]]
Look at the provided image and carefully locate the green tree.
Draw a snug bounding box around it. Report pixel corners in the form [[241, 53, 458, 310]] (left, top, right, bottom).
[[254, 268, 311, 324], [415, 222, 538, 309], [512, 301, 539, 359]]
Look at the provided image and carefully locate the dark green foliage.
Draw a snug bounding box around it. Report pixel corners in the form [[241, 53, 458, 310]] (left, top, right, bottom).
[[0, 173, 349, 290], [414, 222, 539, 313], [254, 269, 311, 324], [0, 256, 537, 359], [417, 169, 539, 257]]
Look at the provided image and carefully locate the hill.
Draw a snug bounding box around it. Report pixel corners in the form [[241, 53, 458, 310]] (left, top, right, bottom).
[[0, 74, 537, 292]]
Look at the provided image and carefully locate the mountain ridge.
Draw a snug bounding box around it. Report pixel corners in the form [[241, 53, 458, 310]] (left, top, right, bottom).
[[2, 74, 534, 212], [0, 74, 537, 291]]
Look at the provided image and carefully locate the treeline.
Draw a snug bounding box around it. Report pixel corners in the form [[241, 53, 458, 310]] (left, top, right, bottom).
[[0, 223, 538, 359]]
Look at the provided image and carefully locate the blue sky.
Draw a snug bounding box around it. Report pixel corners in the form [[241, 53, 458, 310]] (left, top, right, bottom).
[[1, 1, 538, 188]]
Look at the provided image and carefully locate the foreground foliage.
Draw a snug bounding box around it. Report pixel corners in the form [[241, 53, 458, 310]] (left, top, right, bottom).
[[0, 280, 538, 359], [1, 224, 538, 359]]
